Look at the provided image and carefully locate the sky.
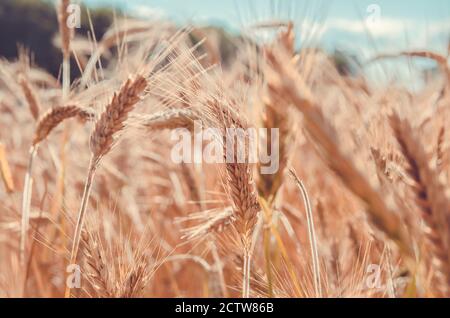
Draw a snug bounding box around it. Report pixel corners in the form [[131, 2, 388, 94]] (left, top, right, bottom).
[[82, 0, 449, 49], [80, 0, 450, 85]]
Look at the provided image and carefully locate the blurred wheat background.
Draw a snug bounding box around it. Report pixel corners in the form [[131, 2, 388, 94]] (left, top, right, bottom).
[[0, 0, 450, 298]]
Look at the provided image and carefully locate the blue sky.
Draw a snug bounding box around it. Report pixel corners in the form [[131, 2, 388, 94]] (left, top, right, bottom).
[[84, 0, 450, 21], [82, 0, 449, 49], [80, 0, 449, 85]]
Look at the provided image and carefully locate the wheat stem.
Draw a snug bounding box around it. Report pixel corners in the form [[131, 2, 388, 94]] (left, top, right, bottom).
[[242, 247, 252, 298], [62, 57, 70, 101], [20, 146, 37, 267], [289, 169, 322, 298], [65, 156, 97, 298]]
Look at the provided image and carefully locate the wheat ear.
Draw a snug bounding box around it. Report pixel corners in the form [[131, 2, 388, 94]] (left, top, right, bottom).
[[33, 105, 94, 146], [20, 105, 93, 266], [390, 113, 450, 296], [81, 231, 112, 297], [210, 98, 260, 298], [140, 108, 201, 131], [65, 76, 147, 297]]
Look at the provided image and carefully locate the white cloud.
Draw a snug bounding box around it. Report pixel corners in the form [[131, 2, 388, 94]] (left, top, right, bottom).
[[428, 20, 450, 36], [130, 5, 166, 20], [327, 18, 410, 38], [324, 16, 450, 41]]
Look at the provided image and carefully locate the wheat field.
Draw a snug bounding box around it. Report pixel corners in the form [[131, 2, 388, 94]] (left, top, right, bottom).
[[0, 0, 450, 298]]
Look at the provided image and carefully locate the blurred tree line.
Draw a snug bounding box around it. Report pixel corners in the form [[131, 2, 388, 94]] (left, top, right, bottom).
[[0, 0, 115, 77]]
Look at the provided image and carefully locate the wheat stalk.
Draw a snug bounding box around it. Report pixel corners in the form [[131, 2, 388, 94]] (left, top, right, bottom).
[[289, 168, 322, 297], [390, 113, 450, 296], [207, 96, 261, 298], [19, 146, 36, 268], [20, 105, 93, 267], [66, 75, 147, 297]]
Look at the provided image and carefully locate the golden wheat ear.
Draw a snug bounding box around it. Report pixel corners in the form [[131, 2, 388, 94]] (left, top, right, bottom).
[[389, 113, 450, 296], [66, 75, 147, 298], [20, 105, 94, 267], [138, 108, 201, 131], [89, 76, 148, 163], [33, 105, 94, 146], [206, 96, 260, 298]]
